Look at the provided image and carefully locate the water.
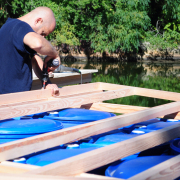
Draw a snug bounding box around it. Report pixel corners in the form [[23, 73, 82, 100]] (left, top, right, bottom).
[[62, 59, 180, 107]]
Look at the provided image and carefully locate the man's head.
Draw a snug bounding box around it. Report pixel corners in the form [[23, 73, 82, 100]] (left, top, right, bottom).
[[19, 7, 56, 37]]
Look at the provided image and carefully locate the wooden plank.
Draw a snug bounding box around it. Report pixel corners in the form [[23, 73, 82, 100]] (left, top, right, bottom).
[[0, 161, 39, 174], [0, 162, 118, 180], [0, 89, 51, 106], [0, 87, 135, 120], [99, 82, 180, 101], [0, 83, 101, 106], [0, 100, 179, 162], [81, 103, 147, 114], [128, 155, 180, 180], [0, 164, 37, 174], [78, 173, 122, 180], [29, 123, 180, 176], [135, 87, 180, 101], [82, 102, 180, 119], [0, 173, 111, 180]]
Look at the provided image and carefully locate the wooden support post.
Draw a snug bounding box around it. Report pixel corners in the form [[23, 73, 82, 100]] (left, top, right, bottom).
[[28, 123, 180, 176]]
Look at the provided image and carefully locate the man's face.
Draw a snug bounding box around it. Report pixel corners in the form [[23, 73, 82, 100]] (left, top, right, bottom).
[[36, 25, 51, 37], [35, 18, 56, 37]]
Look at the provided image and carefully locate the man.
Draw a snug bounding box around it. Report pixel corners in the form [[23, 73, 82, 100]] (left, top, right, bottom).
[[0, 7, 60, 95]]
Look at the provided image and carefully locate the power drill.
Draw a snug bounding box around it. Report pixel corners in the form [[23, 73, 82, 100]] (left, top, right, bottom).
[[42, 58, 59, 89]]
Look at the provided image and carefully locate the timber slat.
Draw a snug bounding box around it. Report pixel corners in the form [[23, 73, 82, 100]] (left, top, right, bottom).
[[100, 82, 180, 101]]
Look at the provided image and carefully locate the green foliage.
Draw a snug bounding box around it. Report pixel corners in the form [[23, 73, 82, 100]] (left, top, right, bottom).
[[58, 0, 151, 52], [1, 0, 180, 54]]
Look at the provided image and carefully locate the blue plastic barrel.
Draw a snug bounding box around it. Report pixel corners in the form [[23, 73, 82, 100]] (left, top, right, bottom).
[[122, 118, 160, 134], [79, 132, 140, 149], [43, 108, 115, 122], [170, 138, 180, 155], [105, 156, 174, 179], [26, 148, 97, 166], [0, 119, 63, 139], [147, 121, 178, 130], [93, 133, 140, 147]]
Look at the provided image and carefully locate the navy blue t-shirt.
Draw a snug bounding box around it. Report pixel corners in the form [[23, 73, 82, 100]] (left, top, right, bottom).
[[0, 18, 36, 94]]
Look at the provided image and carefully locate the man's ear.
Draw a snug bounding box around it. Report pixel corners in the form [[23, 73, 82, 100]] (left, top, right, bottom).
[[34, 18, 43, 26]]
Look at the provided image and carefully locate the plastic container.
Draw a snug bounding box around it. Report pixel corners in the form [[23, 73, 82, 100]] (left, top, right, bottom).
[[147, 121, 178, 130], [0, 119, 63, 139], [43, 108, 115, 122], [105, 156, 174, 179], [79, 132, 140, 148], [26, 148, 97, 166], [170, 138, 180, 155], [122, 118, 160, 134]]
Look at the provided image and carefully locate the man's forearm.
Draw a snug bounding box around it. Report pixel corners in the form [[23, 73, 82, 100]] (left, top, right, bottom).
[[24, 32, 58, 58]]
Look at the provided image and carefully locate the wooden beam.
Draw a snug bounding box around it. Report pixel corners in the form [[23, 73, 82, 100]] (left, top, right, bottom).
[[99, 82, 180, 101], [81, 103, 147, 114], [29, 123, 180, 176], [128, 155, 180, 180], [81, 102, 180, 119], [77, 173, 122, 180], [0, 173, 111, 180], [0, 87, 135, 120], [0, 100, 180, 162], [0, 83, 101, 106], [0, 161, 39, 174], [0, 89, 51, 106], [135, 87, 180, 101]]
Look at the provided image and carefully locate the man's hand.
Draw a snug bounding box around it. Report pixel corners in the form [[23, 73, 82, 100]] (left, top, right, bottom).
[[45, 84, 59, 96], [44, 55, 61, 74]]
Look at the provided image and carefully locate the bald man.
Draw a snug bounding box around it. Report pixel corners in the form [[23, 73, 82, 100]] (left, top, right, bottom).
[[0, 7, 60, 95]]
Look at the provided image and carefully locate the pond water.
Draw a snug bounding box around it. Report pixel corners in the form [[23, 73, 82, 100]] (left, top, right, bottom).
[[62, 59, 180, 77], [62, 59, 180, 107]]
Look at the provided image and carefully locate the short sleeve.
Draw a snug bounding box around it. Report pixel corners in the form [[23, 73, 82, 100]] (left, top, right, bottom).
[[12, 21, 36, 54]]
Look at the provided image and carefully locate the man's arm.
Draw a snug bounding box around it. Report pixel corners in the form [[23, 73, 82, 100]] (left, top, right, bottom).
[[23, 32, 58, 57], [32, 54, 59, 96], [23, 32, 61, 68]]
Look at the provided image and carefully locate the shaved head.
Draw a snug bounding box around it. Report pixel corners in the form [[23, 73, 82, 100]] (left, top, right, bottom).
[[19, 7, 56, 36]]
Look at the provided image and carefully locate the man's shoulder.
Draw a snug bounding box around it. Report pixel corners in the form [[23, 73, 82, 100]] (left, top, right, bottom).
[[6, 18, 29, 28]]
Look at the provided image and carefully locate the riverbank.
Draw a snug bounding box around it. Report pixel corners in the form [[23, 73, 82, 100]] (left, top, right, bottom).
[[59, 50, 180, 61]]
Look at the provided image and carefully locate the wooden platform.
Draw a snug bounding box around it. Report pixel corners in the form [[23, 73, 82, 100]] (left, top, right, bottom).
[[32, 69, 98, 90], [0, 82, 180, 180]]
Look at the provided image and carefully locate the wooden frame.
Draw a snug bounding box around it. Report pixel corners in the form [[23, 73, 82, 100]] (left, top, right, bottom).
[[0, 82, 180, 179]]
